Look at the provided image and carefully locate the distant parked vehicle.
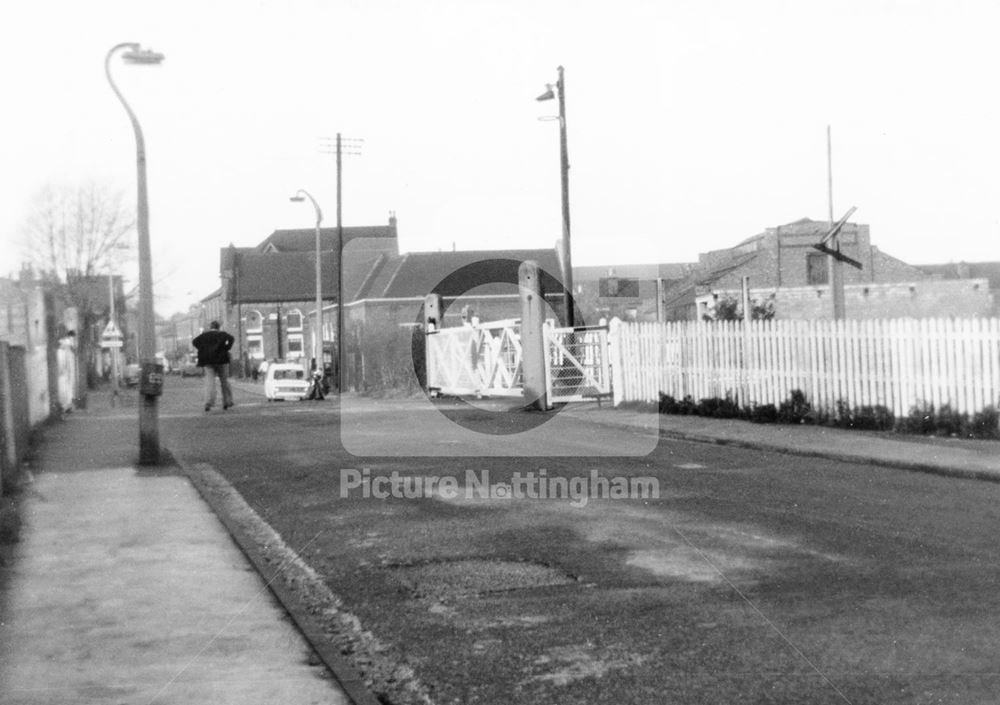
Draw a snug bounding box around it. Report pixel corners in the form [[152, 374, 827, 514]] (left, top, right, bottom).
[[264, 363, 310, 401], [124, 363, 141, 387], [179, 362, 203, 377]]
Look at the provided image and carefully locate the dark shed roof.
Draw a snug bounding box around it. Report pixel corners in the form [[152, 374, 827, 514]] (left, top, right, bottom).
[[257, 228, 398, 255], [358, 249, 564, 299]]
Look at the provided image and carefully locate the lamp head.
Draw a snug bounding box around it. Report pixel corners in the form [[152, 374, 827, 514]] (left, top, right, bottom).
[[289, 195, 306, 203], [122, 47, 165, 65], [536, 84, 555, 101]]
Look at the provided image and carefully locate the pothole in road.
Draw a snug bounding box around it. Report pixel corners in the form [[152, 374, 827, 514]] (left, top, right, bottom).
[[392, 558, 577, 600]]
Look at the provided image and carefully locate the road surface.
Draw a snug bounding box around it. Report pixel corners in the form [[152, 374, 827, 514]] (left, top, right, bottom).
[[159, 377, 1000, 705]]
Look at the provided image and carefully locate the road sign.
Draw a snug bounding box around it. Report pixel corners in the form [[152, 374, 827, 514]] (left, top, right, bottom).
[[817, 205, 857, 246], [100, 339, 124, 349], [813, 205, 863, 270], [103, 320, 123, 338], [812, 243, 863, 269]]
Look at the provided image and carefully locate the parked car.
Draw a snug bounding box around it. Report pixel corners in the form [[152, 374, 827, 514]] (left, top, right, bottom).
[[124, 363, 141, 387], [264, 363, 310, 401], [179, 362, 203, 377]]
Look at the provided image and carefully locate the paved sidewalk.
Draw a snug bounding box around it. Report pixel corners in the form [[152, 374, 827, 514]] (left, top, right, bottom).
[[0, 394, 347, 705]]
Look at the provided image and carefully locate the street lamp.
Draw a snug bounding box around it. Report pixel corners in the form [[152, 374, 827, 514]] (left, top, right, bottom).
[[289, 190, 327, 395], [537, 65, 574, 326], [106, 42, 164, 465]]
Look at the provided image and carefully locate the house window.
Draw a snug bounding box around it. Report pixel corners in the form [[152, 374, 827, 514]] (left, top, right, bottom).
[[806, 252, 828, 285], [286, 334, 304, 359], [287, 310, 303, 331], [246, 335, 263, 360], [246, 310, 263, 332]]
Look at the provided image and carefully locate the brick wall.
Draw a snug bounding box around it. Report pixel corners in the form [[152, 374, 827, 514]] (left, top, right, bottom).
[[699, 221, 926, 292], [712, 278, 994, 320]]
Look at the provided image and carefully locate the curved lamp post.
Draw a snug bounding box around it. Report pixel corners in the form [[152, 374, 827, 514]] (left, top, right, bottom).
[[106, 42, 164, 465], [289, 190, 327, 393], [537, 65, 573, 326]]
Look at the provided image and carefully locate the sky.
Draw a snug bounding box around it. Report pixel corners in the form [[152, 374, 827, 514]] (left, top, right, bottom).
[[2, 0, 999, 317]]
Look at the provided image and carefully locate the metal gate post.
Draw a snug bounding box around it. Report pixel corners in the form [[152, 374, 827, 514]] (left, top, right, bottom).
[[519, 261, 549, 411], [424, 293, 443, 392], [424, 293, 443, 332]]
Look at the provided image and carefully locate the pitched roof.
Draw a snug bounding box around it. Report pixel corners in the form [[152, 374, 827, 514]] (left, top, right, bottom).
[[232, 251, 337, 303], [219, 219, 399, 304], [358, 248, 564, 299], [224, 238, 563, 305], [228, 249, 388, 304], [732, 217, 851, 250], [257, 227, 398, 255], [658, 251, 761, 311], [693, 251, 760, 287]]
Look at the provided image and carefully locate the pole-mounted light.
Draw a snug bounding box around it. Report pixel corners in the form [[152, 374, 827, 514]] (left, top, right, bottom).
[[537, 66, 574, 326], [106, 41, 164, 465], [290, 190, 326, 395]]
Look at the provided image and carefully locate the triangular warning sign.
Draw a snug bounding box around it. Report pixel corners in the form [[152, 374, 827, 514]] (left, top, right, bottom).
[[102, 320, 123, 338]]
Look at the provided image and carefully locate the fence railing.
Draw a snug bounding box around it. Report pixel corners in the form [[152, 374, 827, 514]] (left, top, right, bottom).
[[611, 318, 1000, 417]]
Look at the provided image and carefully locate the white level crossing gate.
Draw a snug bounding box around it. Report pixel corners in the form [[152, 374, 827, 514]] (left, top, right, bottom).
[[544, 323, 612, 402], [425, 319, 524, 398], [425, 318, 612, 404]]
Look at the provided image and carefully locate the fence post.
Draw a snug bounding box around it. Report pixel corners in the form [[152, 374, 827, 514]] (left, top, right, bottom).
[[519, 261, 549, 411], [608, 318, 623, 406]]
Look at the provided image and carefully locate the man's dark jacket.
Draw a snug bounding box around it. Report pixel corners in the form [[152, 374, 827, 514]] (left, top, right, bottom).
[[192, 329, 235, 367]]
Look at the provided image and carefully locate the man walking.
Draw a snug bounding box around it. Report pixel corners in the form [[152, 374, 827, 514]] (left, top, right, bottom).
[[192, 321, 235, 412]]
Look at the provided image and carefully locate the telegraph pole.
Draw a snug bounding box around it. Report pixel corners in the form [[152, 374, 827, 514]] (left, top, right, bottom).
[[827, 125, 846, 320], [556, 67, 574, 326], [537, 67, 574, 326], [336, 134, 344, 395], [319, 134, 362, 394]]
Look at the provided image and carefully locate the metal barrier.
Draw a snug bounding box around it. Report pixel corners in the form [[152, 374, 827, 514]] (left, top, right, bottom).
[[425, 318, 611, 405], [544, 323, 612, 403], [425, 319, 523, 398]]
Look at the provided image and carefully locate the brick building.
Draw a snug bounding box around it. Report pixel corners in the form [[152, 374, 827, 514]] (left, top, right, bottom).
[[202, 215, 564, 377], [661, 217, 993, 320], [573, 263, 694, 323], [211, 216, 400, 374]]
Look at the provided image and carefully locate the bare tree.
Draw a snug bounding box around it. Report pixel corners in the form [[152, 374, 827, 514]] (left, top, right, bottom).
[[18, 181, 137, 389], [19, 180, 136, 282]]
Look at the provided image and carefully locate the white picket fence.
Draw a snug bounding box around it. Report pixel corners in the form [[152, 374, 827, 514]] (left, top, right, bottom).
[[610, 317, 1000, 416]]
